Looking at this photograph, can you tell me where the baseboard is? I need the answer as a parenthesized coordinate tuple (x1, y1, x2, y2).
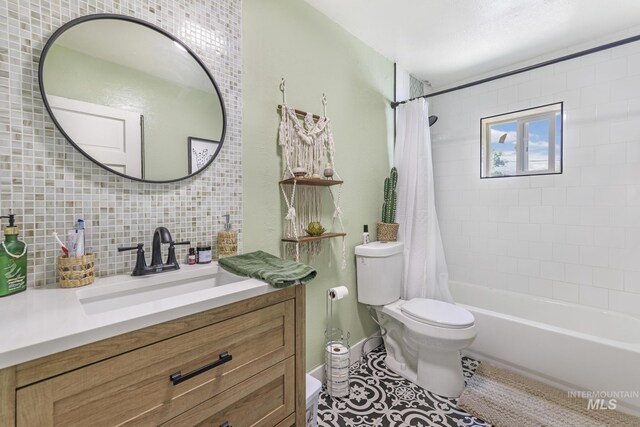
(307, 335, 383, 383)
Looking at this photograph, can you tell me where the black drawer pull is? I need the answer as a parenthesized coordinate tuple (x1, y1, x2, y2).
(170, 352, 232, 385)
(220, 422, 231, 427)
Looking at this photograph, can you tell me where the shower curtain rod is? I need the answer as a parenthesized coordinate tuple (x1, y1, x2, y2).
(391, 34, 640, 108)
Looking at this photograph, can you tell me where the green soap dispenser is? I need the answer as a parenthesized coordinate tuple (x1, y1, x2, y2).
(0, 212, 27, 296)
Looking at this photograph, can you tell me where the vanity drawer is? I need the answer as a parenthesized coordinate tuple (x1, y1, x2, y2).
(16, 300, 294, 427)
(163, 356, 295, 426)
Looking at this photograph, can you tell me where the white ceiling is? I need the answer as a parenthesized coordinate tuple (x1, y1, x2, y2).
(304, 0, 640, 90)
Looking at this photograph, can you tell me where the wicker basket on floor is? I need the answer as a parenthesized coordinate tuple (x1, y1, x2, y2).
(58, 254, 95, 288)
(377, 222, 399, 242)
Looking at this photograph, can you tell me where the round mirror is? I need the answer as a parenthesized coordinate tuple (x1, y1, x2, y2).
(39, 14, 226, 183)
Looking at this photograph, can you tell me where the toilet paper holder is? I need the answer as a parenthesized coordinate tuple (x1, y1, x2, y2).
(325, 286, 351, 398)
(324, 328, 350, 398)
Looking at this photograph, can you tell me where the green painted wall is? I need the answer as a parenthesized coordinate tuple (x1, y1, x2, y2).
(243, 0, 395, 371)
(43, 45, 223, 181)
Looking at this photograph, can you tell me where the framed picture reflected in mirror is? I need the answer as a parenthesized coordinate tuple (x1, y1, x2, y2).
(188, 137, 221, 174)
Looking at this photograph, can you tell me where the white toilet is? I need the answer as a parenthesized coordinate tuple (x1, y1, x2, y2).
(355, 241, 476, 397)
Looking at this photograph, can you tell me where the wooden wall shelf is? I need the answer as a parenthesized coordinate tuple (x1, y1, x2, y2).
(281, 232, 346, 243)
(279, 178, 343, 187)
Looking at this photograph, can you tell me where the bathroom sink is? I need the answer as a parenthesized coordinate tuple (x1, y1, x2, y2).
(77, 267, 249, 315)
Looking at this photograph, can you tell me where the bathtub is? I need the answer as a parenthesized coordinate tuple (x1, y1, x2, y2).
(449, 281, 640, 416)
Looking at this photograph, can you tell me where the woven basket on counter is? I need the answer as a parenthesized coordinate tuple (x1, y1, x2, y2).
(58, 254, 95, 288)
(377, 222, 399, 242)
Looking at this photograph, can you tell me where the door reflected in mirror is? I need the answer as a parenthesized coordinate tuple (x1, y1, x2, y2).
(39, 14, 226, 183)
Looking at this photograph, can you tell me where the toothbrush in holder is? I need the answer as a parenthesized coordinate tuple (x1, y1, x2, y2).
(52, 232, 69, 257)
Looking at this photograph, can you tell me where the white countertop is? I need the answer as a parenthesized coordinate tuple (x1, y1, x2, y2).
(0, 263, 278, 369)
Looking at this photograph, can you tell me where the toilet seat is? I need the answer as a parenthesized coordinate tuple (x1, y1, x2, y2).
(401, 298, 474, 329)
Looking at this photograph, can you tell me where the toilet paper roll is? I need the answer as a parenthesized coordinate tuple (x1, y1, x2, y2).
(326, 343, 350, 369)
(328, 360, 350, 370)
(328, 370, 349, 382)
(327, 381, 349, 390)
(328, 363, 349, 372)
(328, 286, 349, 300)
(327, 366, 350, 376)
(327, 382, 349, 397)
(328, 361, 348, 370)
(326, 343, 349, 356)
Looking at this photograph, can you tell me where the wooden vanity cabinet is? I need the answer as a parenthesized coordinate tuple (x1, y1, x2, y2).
(0, 285, 305, 427)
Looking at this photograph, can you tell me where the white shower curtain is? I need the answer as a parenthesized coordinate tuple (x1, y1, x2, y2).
(395, 99, 453, 303)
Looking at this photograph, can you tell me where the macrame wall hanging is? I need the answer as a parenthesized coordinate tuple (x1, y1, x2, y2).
(278, 79, 346, 268)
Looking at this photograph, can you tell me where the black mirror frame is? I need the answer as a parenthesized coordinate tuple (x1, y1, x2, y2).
(38, 13, 227, 184)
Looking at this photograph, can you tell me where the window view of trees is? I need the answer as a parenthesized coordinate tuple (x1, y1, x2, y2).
(481, 103, 562, 178)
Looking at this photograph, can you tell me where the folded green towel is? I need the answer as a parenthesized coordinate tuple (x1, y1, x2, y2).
(218, 250, 317, 288)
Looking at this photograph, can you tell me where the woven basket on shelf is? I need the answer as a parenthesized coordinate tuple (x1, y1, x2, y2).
(377, 222, 399, 242)
(58, 254, 95, 288)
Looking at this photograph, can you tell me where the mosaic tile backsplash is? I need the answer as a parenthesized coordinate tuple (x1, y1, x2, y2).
(0, 0, 242, 286)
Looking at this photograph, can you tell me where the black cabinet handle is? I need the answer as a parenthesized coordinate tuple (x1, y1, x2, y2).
(170, 352, 232, 385)
(220, 422, 231, 427)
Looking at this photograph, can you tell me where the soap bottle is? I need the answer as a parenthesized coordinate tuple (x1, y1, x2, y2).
(187, 247, 196, 265)
(217, 214, 238, 258)
(0, 212, 28, 296)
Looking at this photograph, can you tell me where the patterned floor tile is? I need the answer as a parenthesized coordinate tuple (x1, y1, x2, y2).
(317, 346, 490, 427)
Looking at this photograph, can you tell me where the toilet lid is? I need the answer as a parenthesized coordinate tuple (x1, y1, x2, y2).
(401, 298, 474, 328)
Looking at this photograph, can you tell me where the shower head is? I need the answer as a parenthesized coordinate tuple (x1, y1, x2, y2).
(429, 115, 438, 127)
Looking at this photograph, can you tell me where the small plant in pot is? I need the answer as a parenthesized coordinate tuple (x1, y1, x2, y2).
(378, 167, 399, 242)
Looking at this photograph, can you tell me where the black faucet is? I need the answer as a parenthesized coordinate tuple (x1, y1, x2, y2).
(118, 227, 190, 276)
(151, 227, 173, 268)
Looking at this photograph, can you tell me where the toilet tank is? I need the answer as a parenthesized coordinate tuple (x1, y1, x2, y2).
(355, 241, 404, 306)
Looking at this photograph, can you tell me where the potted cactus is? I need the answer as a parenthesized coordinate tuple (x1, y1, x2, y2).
(378, 167, 399, 242)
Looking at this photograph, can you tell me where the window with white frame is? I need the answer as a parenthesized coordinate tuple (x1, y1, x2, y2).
(481, 102, 563, 178)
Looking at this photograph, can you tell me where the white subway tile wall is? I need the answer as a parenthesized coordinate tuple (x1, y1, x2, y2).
(0, 0, 242, 286)
(432, 27, 640, 317)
